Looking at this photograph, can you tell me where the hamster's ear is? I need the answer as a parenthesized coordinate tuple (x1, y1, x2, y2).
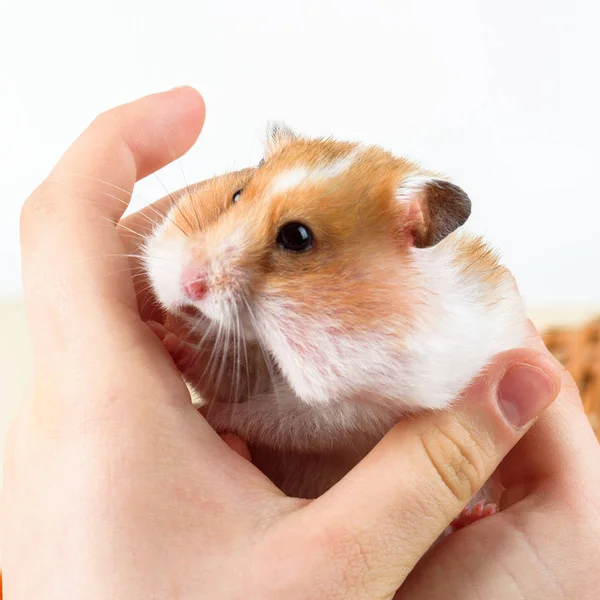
(396, 176, 471, 248)
(264, 121, 296, 158)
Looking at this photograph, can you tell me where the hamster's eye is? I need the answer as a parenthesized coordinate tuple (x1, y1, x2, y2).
(276, 222, 313, 252)
(232, 189, 242, 204)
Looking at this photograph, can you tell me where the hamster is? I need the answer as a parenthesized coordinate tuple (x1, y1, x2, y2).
(143, 124, 528, 499)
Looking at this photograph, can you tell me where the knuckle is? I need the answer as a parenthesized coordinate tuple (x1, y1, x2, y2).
(89, 108, 121, 139)
(561, 369, 580, 395)
(558, 368, 588, 410)
(20, 179, 68, 234)
(89, 110, 111, 132)
(90, 105, 114, 125)
(20, 187, 52, 230)
(315, 525, 373, 596)
(260, 525, 377, 600)
(419, 420, 489, 504)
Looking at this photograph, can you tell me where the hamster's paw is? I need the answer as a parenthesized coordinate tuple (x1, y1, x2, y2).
(147, 321, 197, 374)
(445, 500, 497, 534)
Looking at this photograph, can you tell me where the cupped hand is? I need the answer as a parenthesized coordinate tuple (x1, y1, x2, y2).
(395, 327, 600, 600)
(0, 88, 563, 600)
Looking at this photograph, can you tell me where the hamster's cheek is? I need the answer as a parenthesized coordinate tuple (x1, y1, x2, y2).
(143, 227, 188, 312)
(253, 299, 349, 404)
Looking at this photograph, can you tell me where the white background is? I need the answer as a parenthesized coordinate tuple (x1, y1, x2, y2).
(1, 0, 599, 306)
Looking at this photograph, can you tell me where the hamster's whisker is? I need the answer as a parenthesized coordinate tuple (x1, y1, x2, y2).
(86, 181, 188, 239)
(59, 172, 138, 200)
(67, 172, 187, 240)
(129, 274, 153, 286)
(242, 297, 282, 411)
(203, 320, 225, 403)
(192, 192, 203, 231)
(233, 306, 244, 404)
(69, 252, 144, 269)
(76, 252, 170, 265)
(187, 315, 213, 341)
(135, 283, 160, 303)
(214, 321, 230, 405)
(116, 222, 153, 241)
(215, 319, 232, 405)
(177, 319, 217, 389)
(95, 267, 148, 280)
(45, 189, 161, 233)
(118, 231, 153, 246)
(229, 309, 237, 404)
(133, 279, 158, 295)
(215, 323, 228, 404)
(139, 296, 161, 321)
(153, 172, 195, 236)
(230, 310, 239, 405)
(53, 185, 169, 235)
(168, 147, 203, 233)
(47, 175, 142, 215)
(235, 306, 247, 404)
(238, 305, 251, 403)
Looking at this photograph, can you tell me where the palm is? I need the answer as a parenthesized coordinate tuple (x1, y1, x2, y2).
(396, 475, 599, 598)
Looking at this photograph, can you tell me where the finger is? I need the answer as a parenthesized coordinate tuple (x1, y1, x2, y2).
(20, 87, 205, 358)
(300, 348, 561, 597)
(498, 364, 599, 495)
(498, 320, 596, 491)
(521, 318, 583, 414)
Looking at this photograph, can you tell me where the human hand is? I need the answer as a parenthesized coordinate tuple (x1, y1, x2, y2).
(395, 324, 600, 600)
(1, 87, 562, 600)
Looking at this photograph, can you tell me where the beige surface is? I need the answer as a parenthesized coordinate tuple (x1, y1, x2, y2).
(1, 299, 598, 486)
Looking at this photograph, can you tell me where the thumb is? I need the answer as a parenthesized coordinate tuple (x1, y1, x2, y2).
(300, 347, 561, 598)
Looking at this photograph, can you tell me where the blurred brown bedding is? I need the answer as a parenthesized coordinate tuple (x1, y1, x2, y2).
(544, 318, 600, 439)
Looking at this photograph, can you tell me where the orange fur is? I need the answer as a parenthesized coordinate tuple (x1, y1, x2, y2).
(168, 139, 426, 333)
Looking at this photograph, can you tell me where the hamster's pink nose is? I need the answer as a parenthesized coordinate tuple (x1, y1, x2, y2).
(182, 268, 208, 301)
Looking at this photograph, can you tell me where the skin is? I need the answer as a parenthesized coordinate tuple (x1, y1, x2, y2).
(0, 86, 597, 599)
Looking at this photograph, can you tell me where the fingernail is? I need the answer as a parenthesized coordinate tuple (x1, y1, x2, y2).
(497, 364, 558, 428)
